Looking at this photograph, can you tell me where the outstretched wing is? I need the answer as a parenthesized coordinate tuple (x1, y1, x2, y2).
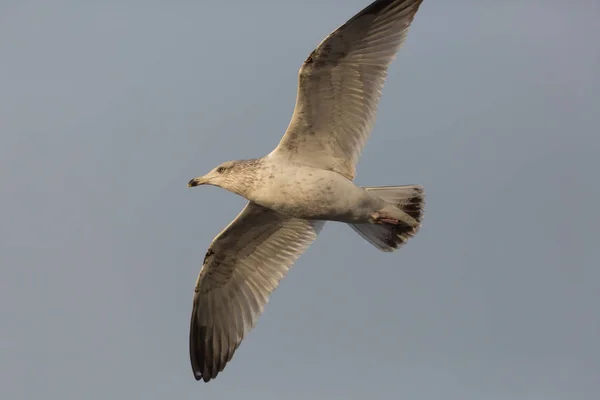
(189, 202, 324, 382)
(271, 0, 423, 179)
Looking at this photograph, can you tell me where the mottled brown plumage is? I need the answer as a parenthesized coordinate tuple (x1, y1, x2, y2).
(187, 0, 425, 382)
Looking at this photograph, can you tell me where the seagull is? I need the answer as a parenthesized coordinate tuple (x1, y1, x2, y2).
(187, 0, 425, 382)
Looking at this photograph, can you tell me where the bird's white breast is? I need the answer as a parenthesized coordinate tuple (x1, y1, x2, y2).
(247, 161, 373, 221)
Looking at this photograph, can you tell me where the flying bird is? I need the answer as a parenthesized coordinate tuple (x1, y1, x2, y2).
(187, 0, 425, 382)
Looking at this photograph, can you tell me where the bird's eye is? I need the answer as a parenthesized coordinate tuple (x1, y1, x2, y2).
(217, 167, 226, 173)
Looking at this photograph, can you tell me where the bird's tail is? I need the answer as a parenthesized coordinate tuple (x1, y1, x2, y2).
(349, 185, 425, 252)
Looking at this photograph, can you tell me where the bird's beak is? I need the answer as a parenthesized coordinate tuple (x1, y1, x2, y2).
(188, 176, 208, 187)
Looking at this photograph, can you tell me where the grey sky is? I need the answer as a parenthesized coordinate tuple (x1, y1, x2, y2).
(1, 0, 599, 399)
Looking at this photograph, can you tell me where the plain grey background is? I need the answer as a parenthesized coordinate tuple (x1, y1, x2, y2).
(1, 0, 599, 399)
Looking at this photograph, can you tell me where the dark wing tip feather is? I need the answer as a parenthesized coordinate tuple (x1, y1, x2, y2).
(190, 315, 207, 381)
(336, 0, 424, 34)
(303, 0, 424, 67)
(357, 0, 423, 18)
(190, 310, 222, 382)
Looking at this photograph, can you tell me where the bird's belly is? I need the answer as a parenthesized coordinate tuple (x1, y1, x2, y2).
(250, 168, 370, 222)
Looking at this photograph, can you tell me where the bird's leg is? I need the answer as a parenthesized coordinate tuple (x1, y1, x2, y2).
(370, 212, 400, 225)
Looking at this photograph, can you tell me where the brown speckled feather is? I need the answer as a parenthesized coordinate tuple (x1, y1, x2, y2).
(189, 0, 425, 383)
(272, 0, 424, 180)
(190, 202, 323, 382)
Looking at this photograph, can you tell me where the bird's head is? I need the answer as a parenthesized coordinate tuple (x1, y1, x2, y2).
(188, 159, 263, 198)
(188, 161, 238, 189)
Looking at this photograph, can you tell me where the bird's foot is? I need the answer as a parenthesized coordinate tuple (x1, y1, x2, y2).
(370, 212, 400, 225)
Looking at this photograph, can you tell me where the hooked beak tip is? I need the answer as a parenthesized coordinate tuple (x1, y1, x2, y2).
(188, 177, 208, 187)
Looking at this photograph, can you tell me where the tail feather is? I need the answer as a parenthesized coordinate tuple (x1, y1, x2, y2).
(349, 185, 425, 252)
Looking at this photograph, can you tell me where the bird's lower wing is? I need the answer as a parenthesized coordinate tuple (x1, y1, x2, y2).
(190, 202, 324, 382)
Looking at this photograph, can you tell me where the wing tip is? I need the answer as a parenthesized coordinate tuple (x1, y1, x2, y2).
(196, 372, 214, 383)
(192, 370, 217, 383)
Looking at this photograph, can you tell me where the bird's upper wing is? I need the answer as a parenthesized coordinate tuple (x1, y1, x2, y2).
(270, 0, 423, 180)
(189, 202, 324, 382)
